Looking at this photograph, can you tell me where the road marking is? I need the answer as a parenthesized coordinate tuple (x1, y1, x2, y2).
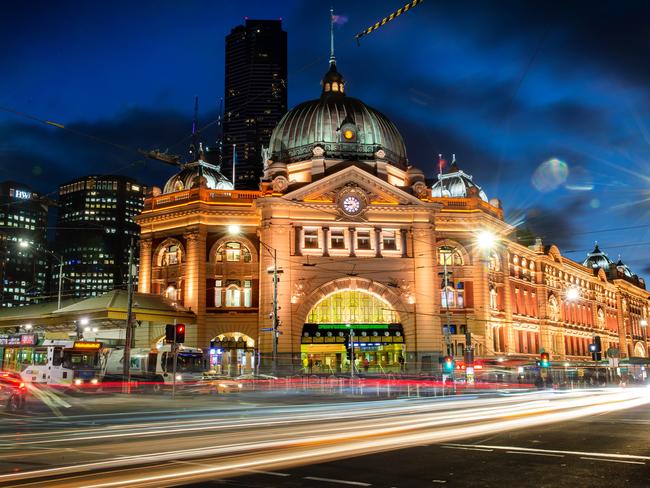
(506, 451, 564, 458)
(441, 446, 493, 452)
(447, 443, 650, 461)
(432, 480, 447, 484)
(304, 476, 371, 486)
(580, 457, 646, 465)
(246, 469, 291, 477)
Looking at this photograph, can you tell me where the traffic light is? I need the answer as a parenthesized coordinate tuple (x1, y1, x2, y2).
(165, 324, 175, 344)
(590, 336, 602, 361)
(165, 323, 186, 344)
(443, 355, 455, 373)
(175, 324, 186, 344)
(540, 352, 550, 368)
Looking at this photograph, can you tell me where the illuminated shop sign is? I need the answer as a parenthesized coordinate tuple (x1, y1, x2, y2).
(10, 188, 32, 200)
(0, 334, 36, 345)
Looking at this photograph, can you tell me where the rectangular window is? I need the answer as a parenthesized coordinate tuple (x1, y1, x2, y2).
(357, 230, 371, 250)
(382, 230, 397, 251)
(243, 280, 252, 307)
(214, 280, 222, 307)
(330, 229, 345, 249)
(304, 229, 319, 249)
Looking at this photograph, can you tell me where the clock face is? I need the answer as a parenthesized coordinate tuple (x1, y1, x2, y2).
(342, 195, 362, 215)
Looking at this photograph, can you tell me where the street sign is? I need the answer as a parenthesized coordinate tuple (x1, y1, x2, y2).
(607, 347, 620, 358)
(261, 327, 274, 332)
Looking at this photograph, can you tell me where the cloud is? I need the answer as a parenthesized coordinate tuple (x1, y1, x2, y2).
(0, 107, 210, 194)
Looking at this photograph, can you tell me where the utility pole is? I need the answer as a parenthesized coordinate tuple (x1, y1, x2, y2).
(123, 239, 135, 394)
(272, 248, 278, 375)
(57, 261, 63, 310)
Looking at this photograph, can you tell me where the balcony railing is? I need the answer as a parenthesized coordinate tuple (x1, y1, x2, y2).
(144, 188, 262, 211)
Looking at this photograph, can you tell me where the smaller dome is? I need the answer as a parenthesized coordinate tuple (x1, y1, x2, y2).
(163, 160, 233, 194)
(582, 243, 613, 270)
(431, 160, 488, 201)
(615, 256, 635, 278)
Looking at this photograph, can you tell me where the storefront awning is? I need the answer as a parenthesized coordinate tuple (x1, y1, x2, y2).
(301, 323, 404, 344)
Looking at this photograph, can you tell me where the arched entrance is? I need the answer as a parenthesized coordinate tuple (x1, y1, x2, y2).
(208, 333, 255, 376)
(301, 289, 405, 374)
(633, 341, 646, 358)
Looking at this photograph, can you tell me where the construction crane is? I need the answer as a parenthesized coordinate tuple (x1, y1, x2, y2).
(354, 0, 424, 44)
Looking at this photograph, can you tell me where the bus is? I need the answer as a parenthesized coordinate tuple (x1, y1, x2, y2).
(102, 345, 206, 390)
(19, 340, 103, 387)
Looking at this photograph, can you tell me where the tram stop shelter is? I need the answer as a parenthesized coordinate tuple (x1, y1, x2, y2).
(0, 290, 196, 350)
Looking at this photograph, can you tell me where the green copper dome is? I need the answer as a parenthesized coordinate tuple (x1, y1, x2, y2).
(268, 62, 408, 169)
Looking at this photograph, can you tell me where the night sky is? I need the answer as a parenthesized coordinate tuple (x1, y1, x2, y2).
(2, 1, 650, 274)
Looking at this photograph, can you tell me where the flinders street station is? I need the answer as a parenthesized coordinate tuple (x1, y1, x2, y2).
(130, 54, 650, 375)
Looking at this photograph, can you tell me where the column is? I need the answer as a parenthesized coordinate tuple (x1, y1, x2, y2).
(412, 224, 439, 371)
(322, 227, 330, 257)
(400, 229, 408, 258)
(374, 227, 382, 258)
(349, 227, 356, 257)
(294, 226, 302, 256)
(616, 293, 628, 358)
(138, 235, 153, 293)
(184, 226, 207, 348)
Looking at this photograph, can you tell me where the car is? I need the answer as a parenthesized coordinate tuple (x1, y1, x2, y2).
(0, 371, 27, 412)
(200, 374, 244, 394)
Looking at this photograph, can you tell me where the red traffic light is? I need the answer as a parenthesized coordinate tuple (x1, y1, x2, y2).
(177, 325, 184, 333)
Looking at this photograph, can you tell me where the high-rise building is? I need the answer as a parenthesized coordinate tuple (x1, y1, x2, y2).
(0, 182, 50, 307)
(55, 176, 146, 297)
(224, 19, 287, 189)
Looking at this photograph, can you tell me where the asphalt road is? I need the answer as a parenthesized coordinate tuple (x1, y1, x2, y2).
(225, 401, 650, 488)
(0, 388, 648, 487)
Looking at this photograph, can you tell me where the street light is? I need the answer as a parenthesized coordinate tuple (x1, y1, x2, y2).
(476, 230, 497, 251)
(17, 240, 65, 310)
(227, 223, 281, 375)
(566, 287, 580, 302)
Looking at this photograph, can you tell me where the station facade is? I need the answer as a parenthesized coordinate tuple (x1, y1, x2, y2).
(135, 58, 649, 374)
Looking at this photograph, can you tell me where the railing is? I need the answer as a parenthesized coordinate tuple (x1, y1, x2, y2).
(144, 188, 263, 211)
(429, 196, 503, 219)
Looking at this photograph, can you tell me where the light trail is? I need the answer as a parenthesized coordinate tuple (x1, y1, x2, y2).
(0, 388, 647, 488)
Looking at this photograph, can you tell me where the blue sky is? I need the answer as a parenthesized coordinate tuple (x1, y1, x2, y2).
(2, 0, 650, 273)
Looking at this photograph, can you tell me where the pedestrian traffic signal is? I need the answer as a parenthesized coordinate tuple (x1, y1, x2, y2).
(443, 356, 454, 372)
(540, 352, 550, 368)
(165, 324, 175, 344)
(175, 324, 186, 344)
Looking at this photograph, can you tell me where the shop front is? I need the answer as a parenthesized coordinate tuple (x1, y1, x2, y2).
(300, 290, 406, 374)
(208, 334, 255, 376)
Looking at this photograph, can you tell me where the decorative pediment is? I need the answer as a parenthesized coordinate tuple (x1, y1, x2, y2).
(284, 166, 425, 206)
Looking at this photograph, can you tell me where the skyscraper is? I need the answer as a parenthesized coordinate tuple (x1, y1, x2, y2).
(0, 182, 50, 307)
(55, 176, 146, 297)
(224, 19, 287, 189)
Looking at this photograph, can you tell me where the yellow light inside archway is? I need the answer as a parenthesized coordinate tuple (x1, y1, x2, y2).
(343, 129, 354, 140)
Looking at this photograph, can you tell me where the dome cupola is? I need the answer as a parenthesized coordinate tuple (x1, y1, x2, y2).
(430, 155, 488, 201)
(267, 10, 407, 169)
(582, 243, 613, 270)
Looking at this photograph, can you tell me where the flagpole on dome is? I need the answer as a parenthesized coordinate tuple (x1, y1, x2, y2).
(329, 7, 336, 66)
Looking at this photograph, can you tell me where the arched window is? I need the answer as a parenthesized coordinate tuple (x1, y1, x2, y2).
(488, 252, 500, 271)
(164, 285, 180, 302)
(332, 82, 339, 92)
(160, 244, 181, 266)
(438, 246, 463, 266)
(216, 242, 252, 263)
(324, 83, 331, 92)
(307, 290, 398, 324)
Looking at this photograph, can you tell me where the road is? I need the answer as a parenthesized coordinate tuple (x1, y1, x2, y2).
(0, 388, 648, 487)
(230, 398, 650, 488)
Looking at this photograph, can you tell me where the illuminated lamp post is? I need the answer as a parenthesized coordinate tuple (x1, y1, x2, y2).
(228, 225, 282, 375)
(473, 230, 498, 383)
(19, 240, 64, 310)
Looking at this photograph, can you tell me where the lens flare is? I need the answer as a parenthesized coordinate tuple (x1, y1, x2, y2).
(532, 158, 569, 192)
